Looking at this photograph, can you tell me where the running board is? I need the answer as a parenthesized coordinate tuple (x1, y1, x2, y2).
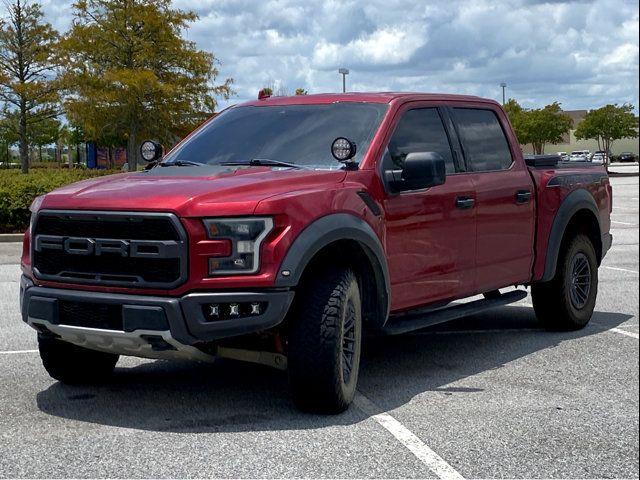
(383, 290, 528, 335)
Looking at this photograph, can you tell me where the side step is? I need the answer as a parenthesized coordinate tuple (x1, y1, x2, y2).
(383, 289, 528, 335)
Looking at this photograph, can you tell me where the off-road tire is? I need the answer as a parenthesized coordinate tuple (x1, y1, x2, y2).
(531, 233, 598, 330)
(287, 268, 362, 414)
(38, 334, 119, 384)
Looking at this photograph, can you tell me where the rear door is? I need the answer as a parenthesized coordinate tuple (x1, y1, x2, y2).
(381, 104, 477, 312)
(448, 106, 535, 291)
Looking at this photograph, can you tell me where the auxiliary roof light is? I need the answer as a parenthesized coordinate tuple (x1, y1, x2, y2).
(331, 137, 357, 163)
(140, 140, 163, 162)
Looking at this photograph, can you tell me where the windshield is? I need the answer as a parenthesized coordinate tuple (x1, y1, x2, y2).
(164, 103, 388, 169)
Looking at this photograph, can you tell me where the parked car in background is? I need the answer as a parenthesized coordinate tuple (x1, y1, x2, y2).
(569, 150, 589, 161)
(557, 152, 569, 161)
(619, 152, 636, 163)
(591, 151, 607, 164)
(0, 161, 20, 169)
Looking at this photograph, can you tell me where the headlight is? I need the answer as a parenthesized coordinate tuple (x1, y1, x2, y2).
(203, 217, 274, 275)
(29, 195, 45, 214)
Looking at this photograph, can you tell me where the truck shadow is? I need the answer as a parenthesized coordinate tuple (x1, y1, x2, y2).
(36, 306, 633, 432)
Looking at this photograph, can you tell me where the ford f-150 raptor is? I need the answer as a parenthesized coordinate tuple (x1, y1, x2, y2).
(20, 92, 613, 413)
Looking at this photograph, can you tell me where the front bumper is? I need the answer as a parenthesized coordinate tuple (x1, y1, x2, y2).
(20, 275, 294, 360)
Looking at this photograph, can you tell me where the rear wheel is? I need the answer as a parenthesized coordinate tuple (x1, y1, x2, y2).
(287, 268, 362, 414)
(531, 234, 598, 330)
(38, 334, 119, 384)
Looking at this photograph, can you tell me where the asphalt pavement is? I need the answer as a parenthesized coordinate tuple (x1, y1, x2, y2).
(0, 177, 638, 479)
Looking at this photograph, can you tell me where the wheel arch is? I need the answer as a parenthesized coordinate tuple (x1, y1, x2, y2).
(276, 213, 390, 330)
(541, 189, 602, 282)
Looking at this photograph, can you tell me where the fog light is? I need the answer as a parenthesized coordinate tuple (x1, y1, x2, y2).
(202, 301, 268, 322)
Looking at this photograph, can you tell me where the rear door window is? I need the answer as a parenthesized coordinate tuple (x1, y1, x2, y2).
(453, 108, 513, 172)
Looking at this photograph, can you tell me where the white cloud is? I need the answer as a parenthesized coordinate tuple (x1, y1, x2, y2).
(32, 0, 640, 112)
(312, 26, 426, 68)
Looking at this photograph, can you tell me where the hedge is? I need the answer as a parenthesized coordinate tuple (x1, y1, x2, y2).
(0, 169, 118, 233)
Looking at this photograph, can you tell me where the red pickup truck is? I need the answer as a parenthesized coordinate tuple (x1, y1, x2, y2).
(20, 92, 612, 413)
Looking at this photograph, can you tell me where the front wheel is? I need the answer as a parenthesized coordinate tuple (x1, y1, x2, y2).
(531, 233, 598, 330)
(38, 334, 119, 384)
(287, 268, 362, 414)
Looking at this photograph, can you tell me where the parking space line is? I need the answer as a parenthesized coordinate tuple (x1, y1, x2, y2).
(606, 328, 639, 340)
(354, 392, 465, 480)
(603, 266, 639, 274)
(0, 349, 38, 355)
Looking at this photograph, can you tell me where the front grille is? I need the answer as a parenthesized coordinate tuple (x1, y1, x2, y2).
(32, 211, 187, 288)
(59, 300, 123, 330)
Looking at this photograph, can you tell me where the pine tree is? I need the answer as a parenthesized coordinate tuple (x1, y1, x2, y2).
(0, 0, 60, 173)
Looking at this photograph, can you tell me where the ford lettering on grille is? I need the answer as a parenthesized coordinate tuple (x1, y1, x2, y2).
(34, 235, 178, 258)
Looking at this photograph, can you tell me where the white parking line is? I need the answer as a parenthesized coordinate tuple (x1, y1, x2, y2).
(607, 328, 639, 340)
(0, 349, 38, 355)
(354, 392, 465, 480)
(603, 266, 639, 274)
(611, 220, 637, 226)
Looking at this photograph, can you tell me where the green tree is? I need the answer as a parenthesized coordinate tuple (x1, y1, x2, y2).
(503, 99, 531, 146)
(295, 88, 308, 96)
(575, 104, 638, 164)
(0, 114, 18, 165)
(0, 0, 60, 173)
(61, 0, 233, 171)
(29, 116, 60, 161)
(504, 100, 573, 154)
(525, 102, 573, 154)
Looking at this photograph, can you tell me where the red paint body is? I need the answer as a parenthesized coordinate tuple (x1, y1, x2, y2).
(21, 93, 612, 314)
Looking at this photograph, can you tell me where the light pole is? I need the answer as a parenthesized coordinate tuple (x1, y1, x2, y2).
(500, 82, 507, 105)
(339, 68, 349, 93)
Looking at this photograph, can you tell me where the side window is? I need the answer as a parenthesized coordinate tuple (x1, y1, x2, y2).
(453, 108, 513, 172)
(383, 108, 456, 175)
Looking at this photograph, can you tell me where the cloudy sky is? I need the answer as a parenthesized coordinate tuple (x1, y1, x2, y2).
(39, 0, 639, 112)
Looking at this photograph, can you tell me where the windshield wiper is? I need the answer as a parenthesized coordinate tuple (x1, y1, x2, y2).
(220, 158, 308, 169)
(159, 160, 206, 167)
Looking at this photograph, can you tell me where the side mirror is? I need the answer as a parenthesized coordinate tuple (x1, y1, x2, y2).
(385, 152, 446, 193)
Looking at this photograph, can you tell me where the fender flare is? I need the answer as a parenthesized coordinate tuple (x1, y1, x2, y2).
(275, 213, 390, 326)
(541, 188, 601, 282)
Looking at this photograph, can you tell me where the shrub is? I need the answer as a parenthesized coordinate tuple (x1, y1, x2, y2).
(0, 169, 118, 233)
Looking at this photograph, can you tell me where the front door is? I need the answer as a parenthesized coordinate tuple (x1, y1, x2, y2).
(381, 106, 477, 312)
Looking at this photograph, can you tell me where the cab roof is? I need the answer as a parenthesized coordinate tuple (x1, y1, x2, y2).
(240, 92, 495, 107)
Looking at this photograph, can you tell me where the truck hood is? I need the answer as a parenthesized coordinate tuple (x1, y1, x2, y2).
(41, 165, 347, 217)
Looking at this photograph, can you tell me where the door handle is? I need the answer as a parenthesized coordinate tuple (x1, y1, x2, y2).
(516, 190, 532, 204)
(455, 196, 475, 209)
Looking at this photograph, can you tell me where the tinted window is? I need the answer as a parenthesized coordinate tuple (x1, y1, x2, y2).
(453, 108, 513, 171)
(164, 103, 388, 169)
(383, 108, 456, 175)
